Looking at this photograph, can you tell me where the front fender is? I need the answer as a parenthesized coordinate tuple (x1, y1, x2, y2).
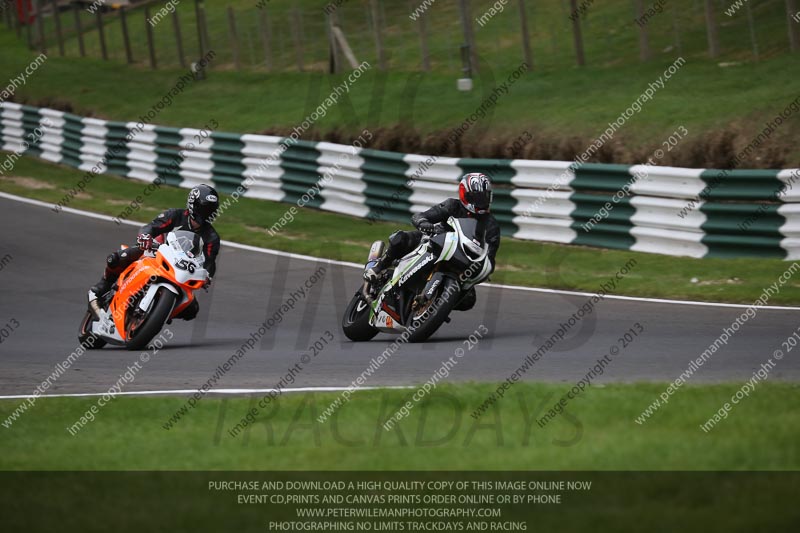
(421, 272, 459, 302)
(138, 282, 180, 313)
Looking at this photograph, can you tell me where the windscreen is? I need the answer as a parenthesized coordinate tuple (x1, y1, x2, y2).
(171, 230, 205, 258)
(454, 218, 484, 246)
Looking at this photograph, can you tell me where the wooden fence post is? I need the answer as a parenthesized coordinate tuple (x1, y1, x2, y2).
(25, 2, 33, 49)
(518, 0, 533, 67)
(194, 0, 210, 60)
(34, 0, 46, 52)
(73, 4, 85, 57)
(96, 9, 108, 60)
(227, 6, 241, 71)
(568, 0, 585, 66)
(145, 6, 157, 69)
(11, 1, 22, 39)
(258, 7, 272, 71)
(8, 1, 19, 38)
(787, 0, 799, 52)
(369, 0, 386, 69)
(172, 10, 186, 68)
(745, 2, 759, 61)
(327, 12, 338, 74)
(121, 8, 134, 64)
(194, 0, 205, 59)
(244, 24, 256, 66)
(290, 5, 305, 72)
(457, 0, 478, 73)
(671, 2, 683, 56)
(703, 0, 719, 58)
(2, 0, 10, 29)
(51, 0, 64, 56)
(635, 0, 651, 61)
(408, 0, 430, 71)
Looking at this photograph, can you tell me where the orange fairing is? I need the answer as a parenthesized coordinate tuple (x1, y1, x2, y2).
(109, 254, 199, 341)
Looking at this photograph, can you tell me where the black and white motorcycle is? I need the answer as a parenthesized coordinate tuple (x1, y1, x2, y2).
(342, 217, 492, 343)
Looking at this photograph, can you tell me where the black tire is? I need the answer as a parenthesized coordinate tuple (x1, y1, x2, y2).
(342, 291, 379, 342)
(407, 277, 460, 343)
(78, 310, 107, 350)
(125, 288, 176, 351)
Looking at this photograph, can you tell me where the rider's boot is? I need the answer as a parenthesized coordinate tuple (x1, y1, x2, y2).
(88, 269, 114, 303)
(364, 253, 392, 282)
(364, 232, 409, 282)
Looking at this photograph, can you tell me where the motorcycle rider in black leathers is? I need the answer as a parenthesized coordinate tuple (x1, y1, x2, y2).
(88, 184, 221, 321)
(365, 173, 500, 310)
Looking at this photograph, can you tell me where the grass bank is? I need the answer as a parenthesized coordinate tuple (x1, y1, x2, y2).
(2, 27, 799, 166)
(1, 382, 798, 470)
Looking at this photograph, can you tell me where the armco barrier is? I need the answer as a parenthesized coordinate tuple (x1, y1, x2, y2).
(1, 102, 799, 259)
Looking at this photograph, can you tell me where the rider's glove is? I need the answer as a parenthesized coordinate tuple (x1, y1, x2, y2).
(204, 276, 212, 289)
(137, 233, 153, 250)
(417, 220, 435, 234)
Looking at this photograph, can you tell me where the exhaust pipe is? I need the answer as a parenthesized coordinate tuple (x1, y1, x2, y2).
(360, 281, 373, 304)
(89, 299, 103, 319)
(361, 240, 385, 304)
(367, 241, 385, 263)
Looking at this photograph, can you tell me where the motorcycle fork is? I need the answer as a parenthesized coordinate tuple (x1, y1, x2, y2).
(411, 266, 439, 310)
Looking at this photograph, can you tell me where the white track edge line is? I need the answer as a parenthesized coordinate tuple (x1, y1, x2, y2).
(2, 191, 798, 311)
(0, 386, 413, 400)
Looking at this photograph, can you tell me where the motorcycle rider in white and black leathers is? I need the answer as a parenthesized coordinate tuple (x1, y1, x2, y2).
(364, 173, 500, 310)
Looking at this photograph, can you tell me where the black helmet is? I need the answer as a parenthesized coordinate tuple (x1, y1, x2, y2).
(187, 184, 219, 224)
(458, 173, 493, 214)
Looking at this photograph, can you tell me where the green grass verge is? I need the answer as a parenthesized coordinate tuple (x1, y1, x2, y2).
(1, 382, 798, 470)
(2, 25, 800, 160)
(2, 155, 800, 304)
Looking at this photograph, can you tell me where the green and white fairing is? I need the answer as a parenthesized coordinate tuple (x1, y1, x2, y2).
(368, 217, 492, 332)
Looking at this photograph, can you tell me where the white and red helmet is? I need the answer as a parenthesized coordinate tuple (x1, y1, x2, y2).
(458, 173, 493, 214)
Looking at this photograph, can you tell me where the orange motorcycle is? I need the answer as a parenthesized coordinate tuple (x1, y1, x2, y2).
(79, 230, 209, 350)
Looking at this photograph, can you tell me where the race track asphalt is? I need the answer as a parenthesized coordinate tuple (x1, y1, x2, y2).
(1, 194, 798, 396)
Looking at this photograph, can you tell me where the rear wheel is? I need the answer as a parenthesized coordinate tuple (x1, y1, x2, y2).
(78, 310, 107, 350)
(342, 291, 379, 342)
(407, 277, 460, 343)
(125, 287, 176, 351)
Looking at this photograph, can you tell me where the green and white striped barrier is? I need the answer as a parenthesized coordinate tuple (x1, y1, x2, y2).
(2, 102, 798, 259)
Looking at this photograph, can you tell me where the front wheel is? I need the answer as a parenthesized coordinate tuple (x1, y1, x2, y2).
(407, 277, 460, 343)
(342, 291, 379, 342)
(125, 287, 176, 351)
